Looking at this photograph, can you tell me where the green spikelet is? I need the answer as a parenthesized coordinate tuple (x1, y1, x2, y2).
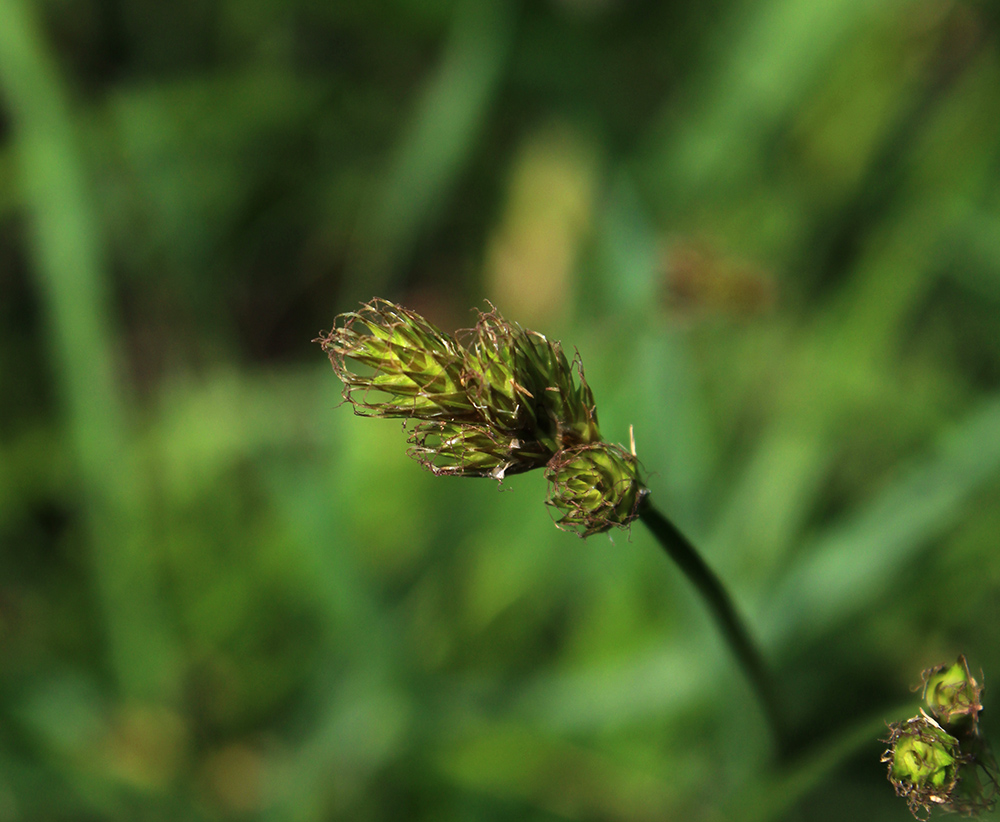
(923, 656, 983, 734)
(883, 713, 962, 818)
(407, 422, 546, 480)
(316, 299, 475, 421)
(463, 307, 600, 450)
(545, 443, 647, 537)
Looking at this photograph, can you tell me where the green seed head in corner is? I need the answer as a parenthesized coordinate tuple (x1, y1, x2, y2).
(923, 655, 983, 733)
(883, 713, 962, 818)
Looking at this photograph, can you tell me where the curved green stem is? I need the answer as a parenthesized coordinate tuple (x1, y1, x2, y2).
(639, 500, 787, 758)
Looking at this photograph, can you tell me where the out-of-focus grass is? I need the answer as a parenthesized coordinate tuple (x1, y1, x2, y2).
(2, 0, 1000, 820)
(0, 0, 177, 705)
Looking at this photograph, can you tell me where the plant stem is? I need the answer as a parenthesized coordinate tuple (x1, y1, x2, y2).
(639, 500, 787, 757)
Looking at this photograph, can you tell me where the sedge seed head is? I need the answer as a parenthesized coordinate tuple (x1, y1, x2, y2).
(317, 299, 646, 527)
(407, 421, 550, 480)
(315, 299, 475, 421)
(883, 714, 963, 819)
(884, 657, 999, 819)
(544, 443, 647, 537)
(923, 655, 984, 734)
(461, 307, 601, 452)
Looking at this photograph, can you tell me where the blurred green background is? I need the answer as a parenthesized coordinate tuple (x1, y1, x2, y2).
(3, 0, 1000, 819)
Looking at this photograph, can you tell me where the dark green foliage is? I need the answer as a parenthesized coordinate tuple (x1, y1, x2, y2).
(3, 0, 1000, 820)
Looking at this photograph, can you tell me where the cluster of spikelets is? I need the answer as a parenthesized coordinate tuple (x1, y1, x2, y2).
(882, 656, 998, 819)
(315, 299, 646, 536)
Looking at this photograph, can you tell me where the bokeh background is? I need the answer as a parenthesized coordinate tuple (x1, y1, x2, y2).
(3, 0, 1000, 819)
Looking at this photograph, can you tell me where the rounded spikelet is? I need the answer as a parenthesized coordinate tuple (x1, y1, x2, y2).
(545, 443, 647, 537)
(883, 714, 963, 819)
(922, 655, 983, 734)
